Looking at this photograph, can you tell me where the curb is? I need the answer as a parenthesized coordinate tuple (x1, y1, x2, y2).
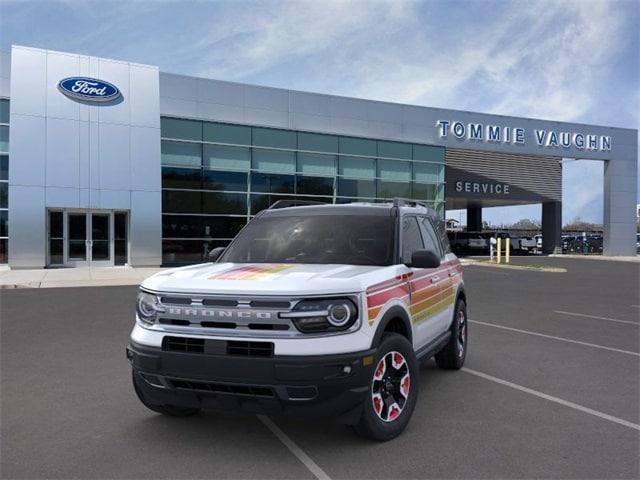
(460, 259, 566, 273)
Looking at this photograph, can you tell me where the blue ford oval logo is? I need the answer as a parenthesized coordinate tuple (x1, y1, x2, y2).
(58, 77, 121, 102)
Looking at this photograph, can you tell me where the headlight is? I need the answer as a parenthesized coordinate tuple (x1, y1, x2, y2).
(281, 298, 358, 333)
(136, 291, 163, 325)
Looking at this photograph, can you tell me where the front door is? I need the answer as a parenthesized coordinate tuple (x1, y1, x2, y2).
(89, 213, 112, 266)
(48, 210, 129, 267)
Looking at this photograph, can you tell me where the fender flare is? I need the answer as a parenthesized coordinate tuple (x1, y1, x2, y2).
(371, 305, 413, 348)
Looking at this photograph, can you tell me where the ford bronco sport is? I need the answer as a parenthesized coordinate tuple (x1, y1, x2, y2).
(128, 199, 467, 441)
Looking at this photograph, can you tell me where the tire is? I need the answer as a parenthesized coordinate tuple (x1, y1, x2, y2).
(353, 333, 419, 441)
(132, 371, 200, 417)
(435, 299, 467, 370)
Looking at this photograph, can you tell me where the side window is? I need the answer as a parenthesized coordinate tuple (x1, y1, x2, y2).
(401, 217, 424, 264)
(435, 218, 452, 254)
(419, 216, 443, 258)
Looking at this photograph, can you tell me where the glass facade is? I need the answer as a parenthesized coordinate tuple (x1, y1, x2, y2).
(160, 117, 445, 265)
(0, 99, 8, 263)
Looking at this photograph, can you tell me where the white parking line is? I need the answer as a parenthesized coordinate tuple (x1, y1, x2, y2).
(469, 319, 640, 357)
(462, 368, 640, 431)
(257, 415, 331, 480)
(554, 310, 639, 326)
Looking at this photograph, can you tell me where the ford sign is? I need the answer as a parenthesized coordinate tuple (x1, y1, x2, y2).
(57, 77, 121, 102)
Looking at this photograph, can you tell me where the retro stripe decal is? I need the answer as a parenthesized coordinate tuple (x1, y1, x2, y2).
(366, 260, 462, 325)
(209, 264, 294, 281)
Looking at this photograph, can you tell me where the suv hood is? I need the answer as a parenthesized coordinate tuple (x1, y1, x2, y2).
(142, 262, 387, 296)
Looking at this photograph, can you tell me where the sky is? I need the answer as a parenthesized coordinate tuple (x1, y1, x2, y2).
(1, 0, 638, 226)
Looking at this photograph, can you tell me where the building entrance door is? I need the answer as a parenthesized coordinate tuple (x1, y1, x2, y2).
(47, 210, 129, 267)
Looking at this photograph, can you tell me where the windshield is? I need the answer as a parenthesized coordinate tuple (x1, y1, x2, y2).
(220, 214, 395, 266)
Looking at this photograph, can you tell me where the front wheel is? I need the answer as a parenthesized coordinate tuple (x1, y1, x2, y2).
(353, 333, 419, 441)
(435, 299, 468, 370)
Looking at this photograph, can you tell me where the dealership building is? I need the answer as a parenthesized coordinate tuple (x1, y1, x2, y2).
(0, 45, 637, 268)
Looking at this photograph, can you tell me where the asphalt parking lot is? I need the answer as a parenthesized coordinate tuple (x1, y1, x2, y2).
(1, 257, 639, 479)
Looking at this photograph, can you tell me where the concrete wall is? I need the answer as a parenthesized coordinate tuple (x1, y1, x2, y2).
(8, 46, 161, 267)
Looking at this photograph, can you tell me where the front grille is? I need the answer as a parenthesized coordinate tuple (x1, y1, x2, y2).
(227, 340, 274, 357)
(162, 336, 204, 353)
(162, 336, 274, 357)
(168, 379, 274, 397)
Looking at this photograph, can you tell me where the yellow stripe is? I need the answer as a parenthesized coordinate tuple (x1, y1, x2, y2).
(411, 293, 455, 324)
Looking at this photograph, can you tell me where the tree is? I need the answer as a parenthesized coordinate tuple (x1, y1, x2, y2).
(509, 218, 540, 230)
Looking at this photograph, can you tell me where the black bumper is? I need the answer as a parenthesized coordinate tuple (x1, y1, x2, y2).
(127, 341, 376, 423)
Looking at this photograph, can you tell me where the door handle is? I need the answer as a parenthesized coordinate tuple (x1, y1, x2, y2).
(431, 275, 440, 284)
(449, 271, 457, 277)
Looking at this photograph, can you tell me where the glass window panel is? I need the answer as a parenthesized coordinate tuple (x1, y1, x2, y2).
(162, 239, 231, 265)
(68, 214, 87, 260)
(161, 140, 201, 167)
(161, 117, 202, 141)
(202, 192, 247, 214)
(0, 210, 7, 237)
(49, 239, 62, 265)
(401, 217, 424, 264)
(0, 183, 6, 208)
(297, 132, 338, 153)
(250, 194, 331, 215)
(418, 216, 442, 257)
(338, 156, 376, 179)
(252, 149, 295, 174)
(203, 144, 250, 171)
(296, 175, 333, 196)
(252, 127, 296, 149)
(411, 182, 438, 201)
(114, 212, 128, 266)
(162, 190, 202, 213)
(436, 183, 444, 201)
(413, 144, 445, 163)
(378, 160, 411, 181)
(203, 122, 251, 145)
(163, 215, 203, 238)
(49, 211, 63, 238)
(297, 153, 336, 176)
(0, 126, 8, 153)
(202, 170, 248, 191)
(203, 216, 246, 239)
(0, 155, 7, 181)
(162, 167, 202, 189)
(0, 99, 9, 124)
(339, 137, 376, 157)
(251, 173, 295, 194)
(337, 178, 376, 198)
(377, 180, 411, 198)
(378, 141, 411, 160)
(413, 163, 443, 183)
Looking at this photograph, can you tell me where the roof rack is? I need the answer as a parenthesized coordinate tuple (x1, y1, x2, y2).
(392, 198, 431, 209)
(268, 199, 327, 210)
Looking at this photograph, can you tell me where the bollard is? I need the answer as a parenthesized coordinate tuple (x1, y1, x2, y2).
(505, 237, 510, 263)
(496, 237, 502, 264)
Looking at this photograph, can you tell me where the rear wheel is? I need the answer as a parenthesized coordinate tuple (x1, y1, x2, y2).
(435, 299, 467, 370)
(132, 371, 200, 417)
(353, 333, 419, 441)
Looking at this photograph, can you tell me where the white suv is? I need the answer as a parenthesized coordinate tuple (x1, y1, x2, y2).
(127, 199, 468, 441)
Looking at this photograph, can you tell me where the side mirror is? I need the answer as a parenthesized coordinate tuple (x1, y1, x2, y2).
(407, 249, 440, 269)
(208, 247, 226, 262)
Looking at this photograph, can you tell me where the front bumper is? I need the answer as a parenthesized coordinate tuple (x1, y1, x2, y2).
(127, 341, 376, 423)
